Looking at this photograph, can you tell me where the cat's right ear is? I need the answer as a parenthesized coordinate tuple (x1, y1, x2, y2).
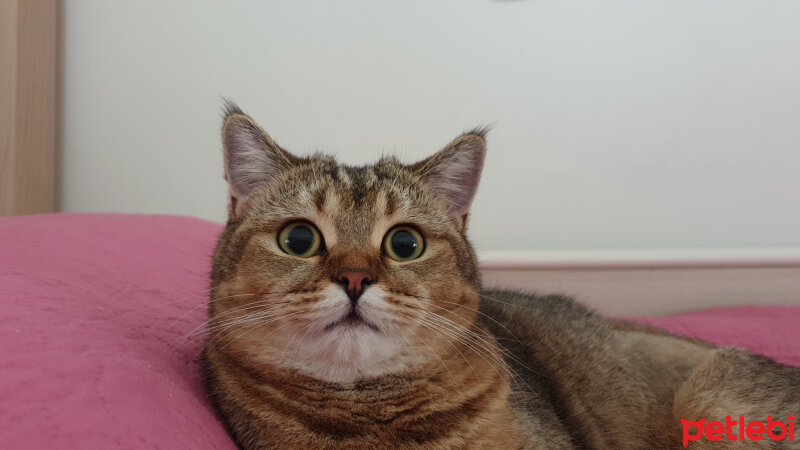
(411, 128, 488, 232)
(221, 103, 296, 218)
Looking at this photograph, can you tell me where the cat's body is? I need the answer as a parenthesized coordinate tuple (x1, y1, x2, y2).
(480, 290, 800, 449)
(202, 104, 800, 449)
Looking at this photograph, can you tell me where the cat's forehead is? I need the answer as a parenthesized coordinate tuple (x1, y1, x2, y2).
(296, 156, 415, 209)
(249, 155, 449, 240)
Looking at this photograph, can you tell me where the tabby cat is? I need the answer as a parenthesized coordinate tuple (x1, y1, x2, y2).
(202, 103, 800, 449)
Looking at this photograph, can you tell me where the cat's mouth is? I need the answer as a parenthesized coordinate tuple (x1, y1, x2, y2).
(324, 309, 379, 333)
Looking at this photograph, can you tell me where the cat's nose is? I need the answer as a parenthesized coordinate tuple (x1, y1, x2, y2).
(335, 271, 374, 303)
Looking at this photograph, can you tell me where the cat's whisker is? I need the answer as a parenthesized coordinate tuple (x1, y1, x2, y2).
(207, 289, 309, 305)
(399, 292, 533, 347)
(415, 314, 535, 405)
(397, 321, 455, 380)
(206, 289, 330, 322)
(410, 316, 481, 381)
(173, 292, 298, 347)
(431, 298, 527, 346)
(207, 312, 305, 354)
(208, 305, 295, 332)
(173, 293, 265, 324)
(413, 316, 505, 384)
(425, 313, 520, 367)
(405, 309, 508, 378)
(395, 290, 557, 386)
(206, 298, 292, 323)
(182, 290, 311, 342)
(175, 300, 289, 345)
(402, 290, 560, 382)
(166, 284, 283, 307)
(422, 311, 552, 386)
(187, 302, 295, 343)
(418, 310, 545, 393)
(472, 290, 544, 313)
(178, 314, 274, 350)
(244, 314, 308, 355)
(416, 314, 499, 365)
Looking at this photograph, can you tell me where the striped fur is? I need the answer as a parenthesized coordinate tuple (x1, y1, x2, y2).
(203, 105, 800, 449)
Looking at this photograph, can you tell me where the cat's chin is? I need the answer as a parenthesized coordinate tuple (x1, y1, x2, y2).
(290, 324, 409, 383)
(323, 313, 379, 333)
(312, 323, 391, 362)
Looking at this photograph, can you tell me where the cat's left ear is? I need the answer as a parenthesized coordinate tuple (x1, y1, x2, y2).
(412, 128, 487, 231)
(221, 102, 298, 218)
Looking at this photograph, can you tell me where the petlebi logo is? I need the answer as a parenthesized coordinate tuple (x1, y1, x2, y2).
(681, 415, 796, 447)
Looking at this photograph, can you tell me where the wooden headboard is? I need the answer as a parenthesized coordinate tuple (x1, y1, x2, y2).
(1, 0, 57, 216)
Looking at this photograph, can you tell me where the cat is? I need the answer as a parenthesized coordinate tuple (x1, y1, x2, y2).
(202, 103, 800, 449)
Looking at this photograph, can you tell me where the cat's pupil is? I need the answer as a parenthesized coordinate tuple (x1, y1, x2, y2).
(391, 230, 418, 259)
(285, 226, 314, 255)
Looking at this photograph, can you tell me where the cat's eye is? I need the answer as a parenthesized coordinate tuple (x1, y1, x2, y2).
(278, 222, 323, 258)
(383, 226, 424, 262)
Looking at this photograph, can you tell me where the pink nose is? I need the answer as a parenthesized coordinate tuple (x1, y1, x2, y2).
(336, 271, 373, 302)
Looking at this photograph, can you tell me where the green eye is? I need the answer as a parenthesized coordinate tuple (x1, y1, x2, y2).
(383, 226, 424, 261)
(278, 222, 322, 258)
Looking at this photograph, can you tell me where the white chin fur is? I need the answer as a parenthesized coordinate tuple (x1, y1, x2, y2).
(292, 285, 415, 383)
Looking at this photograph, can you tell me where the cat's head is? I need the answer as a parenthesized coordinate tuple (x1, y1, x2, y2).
(209, 103, 487, 383)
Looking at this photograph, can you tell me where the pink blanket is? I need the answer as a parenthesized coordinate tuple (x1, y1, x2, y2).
(1, 213, 798, 448)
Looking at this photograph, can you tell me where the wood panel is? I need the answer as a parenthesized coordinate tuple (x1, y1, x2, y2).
(482, 266, 800, 316)
(0, 0, 57, 216)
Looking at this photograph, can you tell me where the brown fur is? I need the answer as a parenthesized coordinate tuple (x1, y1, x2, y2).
(203, 105, 800, 449)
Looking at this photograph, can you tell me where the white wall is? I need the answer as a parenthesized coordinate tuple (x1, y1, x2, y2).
(61, 1, 800, 256)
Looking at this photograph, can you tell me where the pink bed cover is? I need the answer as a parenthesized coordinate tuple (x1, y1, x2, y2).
(1, 213, 797, 448)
